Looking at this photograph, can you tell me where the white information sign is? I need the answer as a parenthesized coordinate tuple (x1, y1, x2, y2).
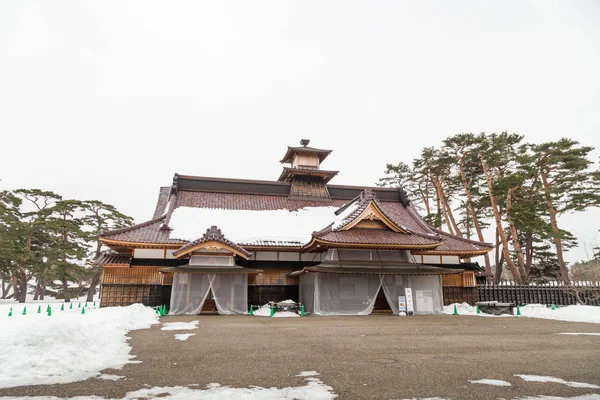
(405, 288, 414, 315)
(398, 296, 406, 315)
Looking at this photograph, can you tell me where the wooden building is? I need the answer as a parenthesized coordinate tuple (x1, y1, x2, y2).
(97, 140, 492, 314)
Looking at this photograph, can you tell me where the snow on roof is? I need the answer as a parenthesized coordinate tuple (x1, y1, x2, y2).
(332, 201, 359, 230)
(169, 206, 340, 245)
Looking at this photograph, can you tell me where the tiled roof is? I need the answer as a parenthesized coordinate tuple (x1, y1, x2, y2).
(173, 226, 251, 258)
(101, 215, 187, 244)
(421, 229, 494, 253)
(177, 190, 347, 211)
(313, 228, 442, 247)
(280, 146, 332, 163)
(95, 254, 132, 266)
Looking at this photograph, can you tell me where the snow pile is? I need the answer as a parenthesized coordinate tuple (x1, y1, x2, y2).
(161, 321, 199, 330)
(174, 333, 196, 341)
(169, 206, 339, 244)
(332, 202, 359, 230)
(443, 303, 600, 324)
(0, 303, 158, 389)
(252, 304, 300, 318)
(558, 332, 600, 336)
(519, 304, 600, 324)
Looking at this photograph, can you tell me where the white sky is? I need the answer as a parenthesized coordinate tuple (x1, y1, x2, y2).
(1, 1, 599, 263)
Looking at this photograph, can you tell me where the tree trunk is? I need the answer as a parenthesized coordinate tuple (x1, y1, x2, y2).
(539, 169, 570, 282)
(18, 267, 28, 302)
(482, 159, 523, 284)
(525, 232, 534, 276)
(433, 179, 453, 234)
(459, 157, 491, 275)
(62, 277, 71, 302)
(441, 187, 462, 237)
(86, 270, 102, 302)
(494, 245, 506, 284)
(506, 188, 528, 283)
(33, 281, 41, 300)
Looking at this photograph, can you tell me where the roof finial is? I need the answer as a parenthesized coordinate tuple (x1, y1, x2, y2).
(300, 139, 310, 147)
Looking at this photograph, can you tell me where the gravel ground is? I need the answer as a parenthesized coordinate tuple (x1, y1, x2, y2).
(1, 314, 600, 399)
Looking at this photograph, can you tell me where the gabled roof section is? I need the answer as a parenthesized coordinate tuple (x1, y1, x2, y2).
(172, 226, 251, 259)
(277, 167, 339, 183)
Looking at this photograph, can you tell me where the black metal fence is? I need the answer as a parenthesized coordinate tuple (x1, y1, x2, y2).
(476, 282, 600, 306)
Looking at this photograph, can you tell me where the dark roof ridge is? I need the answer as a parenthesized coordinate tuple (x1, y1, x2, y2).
(178, 174, 291, 186)
(152, 187, 171, 219)
(101, 215, 167, 237)
(431, 227, 494, 248)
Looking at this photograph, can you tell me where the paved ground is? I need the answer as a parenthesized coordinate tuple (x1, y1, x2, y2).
(1, 315, 600, 399)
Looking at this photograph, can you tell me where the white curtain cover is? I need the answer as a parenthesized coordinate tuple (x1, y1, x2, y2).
(381, 274, 443, 314)
(301, 272, 443, 315)
(169, 273, 249, 315)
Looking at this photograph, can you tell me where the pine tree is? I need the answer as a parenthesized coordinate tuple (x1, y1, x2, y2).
(531, 139, 600, 282)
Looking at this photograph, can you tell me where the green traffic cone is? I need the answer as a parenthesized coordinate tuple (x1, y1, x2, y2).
(61, 304, 64, 311)
(249, 305, 254, 316)
(46, 304, 50, 311)
(300, 304, 305, 317)
(8, 307, 12, 317)
(155, 306, 160, 315)
(47, 306, 52, 316)
(70, 303, 73, 309)
(270, 306, 275, 317)
(37, 305, 41, 313)
(22, 306, 26, 315)
(81, 307, 85, 315)
(453, 304, 459, 315)
(516, 306, 521, 316)
(93, 301, 96, 307)
(85, 302, 88, 308)
(476, 304, 480, 314)
(78, 302, 81, 308)
(551, 304, 555, 310)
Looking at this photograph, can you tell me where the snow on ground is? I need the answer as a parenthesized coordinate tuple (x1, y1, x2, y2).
(297, 371, 320, 377)
(252, 304, 300, 318)
(444, 303, 600, 324)
(169, 206, 339, 244)
(0, 303, 158, 389)
(174, 333, 196, 341)
(514, 396, 600, 400)
(0, 374, 336, 399)
(515, 375, 600, 389)
(468, 379, 512, 386)
(161, 321, 199, 330)
(558, 332, 600, 336)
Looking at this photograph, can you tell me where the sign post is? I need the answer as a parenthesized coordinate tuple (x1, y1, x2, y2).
(405, 288, 414, 316)
(398, 296, 406, 316)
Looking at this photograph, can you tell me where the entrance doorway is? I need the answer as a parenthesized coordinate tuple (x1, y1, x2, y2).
(372, 287, 393, 314)
(199, 290, 218, 315)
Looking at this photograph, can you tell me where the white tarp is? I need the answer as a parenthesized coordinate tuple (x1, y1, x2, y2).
(300, 272, 443, 315)
(170, 273, 248, 315)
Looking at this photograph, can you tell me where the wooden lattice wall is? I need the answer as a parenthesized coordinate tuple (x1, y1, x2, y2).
(103, 267, 164, 285)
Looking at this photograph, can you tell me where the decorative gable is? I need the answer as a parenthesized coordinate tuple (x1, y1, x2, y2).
(172, 226, 251, 259)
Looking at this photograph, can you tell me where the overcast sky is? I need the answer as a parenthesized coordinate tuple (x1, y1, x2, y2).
(1, 1, 599, 263)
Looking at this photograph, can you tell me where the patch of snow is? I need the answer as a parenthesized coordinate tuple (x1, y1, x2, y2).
(516, 375, 600, 389)
(0, 303, 158, 389)
(97, 374, 124, 381)
(169, 206, 340, 245)
(174, 333, 196, 341)
(469, 379, 511, 386)
(514, 396, 600, 400)
(557, 332, 600, 336)
(443, 303, 600, 324)
(161, 321, 199, 330)
(297, 371, 320, 377)
(279, 299, 296, 304)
